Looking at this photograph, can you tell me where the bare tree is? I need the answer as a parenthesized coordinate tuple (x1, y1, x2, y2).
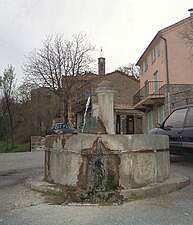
(16, 82, 31, 103)
(0, 65, 16, 148)
(118, 63, 140, 80)
(23, 33, 95, 122)
(179, 20, 193, 58)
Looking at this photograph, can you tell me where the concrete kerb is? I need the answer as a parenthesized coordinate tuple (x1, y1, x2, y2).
(25, 175, 58, 193)
(121, 173, 191, 199)
(25, 173, 191, 204)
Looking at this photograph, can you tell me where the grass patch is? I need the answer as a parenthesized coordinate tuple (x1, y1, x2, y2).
(41, 183, 124, 205)
(45, 189, 67, 197)
(0, 141, 30, 153)
(127, 193, 143, 201)
(43, 188, 68, 205)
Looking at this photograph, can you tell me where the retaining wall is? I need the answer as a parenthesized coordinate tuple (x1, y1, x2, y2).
(31, 136, 45, 151)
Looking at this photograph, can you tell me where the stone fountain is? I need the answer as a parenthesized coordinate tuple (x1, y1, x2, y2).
(44, 81, 170, 199)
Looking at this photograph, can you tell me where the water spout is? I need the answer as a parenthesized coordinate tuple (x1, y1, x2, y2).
(82, 96, 91, 132)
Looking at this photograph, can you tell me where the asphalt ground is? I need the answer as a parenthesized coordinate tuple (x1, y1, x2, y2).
(0, 151, 193, 225)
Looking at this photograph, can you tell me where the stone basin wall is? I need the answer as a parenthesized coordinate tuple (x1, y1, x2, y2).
(45, 133, 169, 191)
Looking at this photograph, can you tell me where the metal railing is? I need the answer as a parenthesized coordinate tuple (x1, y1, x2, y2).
(133, 81, 164, 105)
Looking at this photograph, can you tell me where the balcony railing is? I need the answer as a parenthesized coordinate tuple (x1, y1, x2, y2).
(133, 81, 164, 105)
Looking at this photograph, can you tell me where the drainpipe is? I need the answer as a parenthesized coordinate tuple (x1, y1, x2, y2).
(159, 34, 171, 114)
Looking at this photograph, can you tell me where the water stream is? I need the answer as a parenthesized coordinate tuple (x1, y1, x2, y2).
(82, 96, 91, 132)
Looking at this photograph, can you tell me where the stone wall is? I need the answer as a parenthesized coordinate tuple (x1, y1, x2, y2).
(170, 84, 193, 110)
(31, 136, 45, 151)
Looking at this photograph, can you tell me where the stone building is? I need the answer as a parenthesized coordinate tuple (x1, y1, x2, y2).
(133, 9, 193, 132)
(71, 54, 144, 134)
(30, 53, 144, 134)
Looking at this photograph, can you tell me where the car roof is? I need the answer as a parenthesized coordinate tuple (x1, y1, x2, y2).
(173, 104, 193, 111)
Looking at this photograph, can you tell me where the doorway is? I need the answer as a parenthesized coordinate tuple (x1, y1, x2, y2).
(126, 115, 134, 134)
(116, 115, 121, 134)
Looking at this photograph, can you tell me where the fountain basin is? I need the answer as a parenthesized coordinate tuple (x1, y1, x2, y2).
(45, 133, 169, 191)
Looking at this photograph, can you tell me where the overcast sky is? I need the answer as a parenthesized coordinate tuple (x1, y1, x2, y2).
(0, 0, 192, 84)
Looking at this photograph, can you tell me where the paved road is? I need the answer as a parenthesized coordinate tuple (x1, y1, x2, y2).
(0, 151, 45, 215)
(0, 152, 193, 225)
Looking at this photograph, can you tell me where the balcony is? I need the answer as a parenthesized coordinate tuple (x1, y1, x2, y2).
(133, 81, 165, 111)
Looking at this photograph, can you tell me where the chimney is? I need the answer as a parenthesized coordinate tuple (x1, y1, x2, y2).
(188, 8, 193, 16)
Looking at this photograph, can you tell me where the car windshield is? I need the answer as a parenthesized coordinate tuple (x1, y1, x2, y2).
(164, 108, 188, 128)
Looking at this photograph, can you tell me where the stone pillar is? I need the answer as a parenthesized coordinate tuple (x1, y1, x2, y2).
(96, 81, 116, 134)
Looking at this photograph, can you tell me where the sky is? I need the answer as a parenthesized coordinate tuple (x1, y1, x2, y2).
(0, 0, 192, 84)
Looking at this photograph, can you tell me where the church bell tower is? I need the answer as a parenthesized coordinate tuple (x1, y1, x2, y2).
(98, 48, 105, 76)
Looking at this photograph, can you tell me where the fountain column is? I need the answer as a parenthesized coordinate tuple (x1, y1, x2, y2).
(96, 81, 116, 134)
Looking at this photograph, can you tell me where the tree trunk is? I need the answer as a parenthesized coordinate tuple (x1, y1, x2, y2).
(5, 96, 14, 148)
(63, 100, 69, 124)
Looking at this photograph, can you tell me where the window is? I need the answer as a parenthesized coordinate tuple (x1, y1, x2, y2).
(148, 111, 153, 130)
(157, 43, 160, 57)
(157, 105, 164, 124)
(153, 71, 158, 94)
(164, 108, 188, 128)
(184, 107, 193, 127)
(145, 80, 149, 96)
(151, 48, 156, 63)
(143, 59, 148, 73)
